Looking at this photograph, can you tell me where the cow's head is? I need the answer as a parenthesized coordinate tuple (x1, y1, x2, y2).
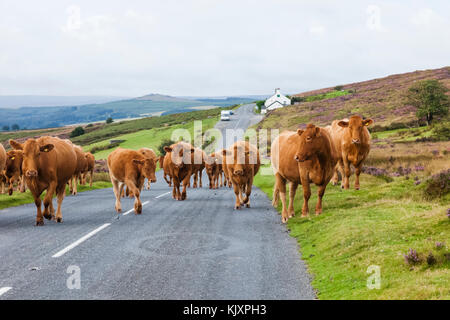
(294, 124, 323, 162)
(5, 150, 23, 175)
(133, 158, 157, 183)
(204, 155, 217, 175)
(164, 143, 194, 168)
(338, 115, 373, 144)
(9, 139, 54, 178)
(223, 145, 253, 176)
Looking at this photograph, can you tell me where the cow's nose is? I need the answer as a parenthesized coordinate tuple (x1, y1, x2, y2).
(151, 178, 157, 183)
(352, 139, 360, 144)
(26, 170, 38, 177)
(234, 170, 243, 176)
(294, 155, 300, 162)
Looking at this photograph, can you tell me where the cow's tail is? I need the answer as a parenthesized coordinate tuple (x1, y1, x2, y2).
(272, 185, 280, 207)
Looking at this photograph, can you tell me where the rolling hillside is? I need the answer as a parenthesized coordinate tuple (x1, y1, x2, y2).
(256, 67, 450, 131)
(0, 94, 252, 130)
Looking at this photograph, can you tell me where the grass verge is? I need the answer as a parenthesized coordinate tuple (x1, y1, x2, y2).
(254, 166, 450, 299)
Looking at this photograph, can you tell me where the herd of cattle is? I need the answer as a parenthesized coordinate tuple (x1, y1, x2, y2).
(0, 115, 373, 226)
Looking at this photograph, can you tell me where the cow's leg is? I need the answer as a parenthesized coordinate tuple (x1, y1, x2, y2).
(199, 169, 203, 188)
(355, 163, 362, 190)
(125, 179, 142, 214)
(300, 175, 311, 217)
(342, 158, 351, 190)
(20, 175, 26, 192)
(331, 165, 339, 186)
(181, 174, 190, 200)
(43, 181, 57, 220)
(55, 185, 66, 223)
(34, 195, 44, 226)
(315, 184, 327, 215)
(275, 173, 288, 223)
(288, 181, 298, 218)
(111, 178, 122, 213)
(146, 179, 151, 190)
(244, 177, 253, 208)
(193, 170, 198, 188)
(8, 178, 14, 196)
(71, 175, 78, 195)
(172, 177, 180, 200)
(233, 181, 242, 210)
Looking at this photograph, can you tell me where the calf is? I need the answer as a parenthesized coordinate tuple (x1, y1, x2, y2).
(218, 148, 232, 188)
(138, 147, 158, 189)
(191, 148, 206, 188)
(222, 141, 260, 209)
(328, 115, 373, 190)
(107, 148, 157, 214)
(163, 142, 195, 201)
(10, 137, 77, 225)
(70, 144, 88, 195)
(205, 153, 220, 189)
(5, 150, 26, 195)
(271, 124, 338, 222)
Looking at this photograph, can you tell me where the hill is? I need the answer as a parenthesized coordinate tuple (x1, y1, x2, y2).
(0, 95, 129, 109)
(256, 67, 450, 131)
(0, 94, 253, 130)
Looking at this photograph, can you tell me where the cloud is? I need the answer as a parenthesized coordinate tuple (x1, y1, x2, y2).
(411, 8, 435, 26)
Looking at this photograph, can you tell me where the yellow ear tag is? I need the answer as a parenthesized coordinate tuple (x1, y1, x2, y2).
(44, 149, 48, 152)
(11, 157, 15, 160)
(365, 123, 369, 126)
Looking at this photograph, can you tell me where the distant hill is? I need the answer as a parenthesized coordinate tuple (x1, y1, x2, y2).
(0, 95, 129, 109)
(256, 67, 450, 131)
(0, 93, 253, 129)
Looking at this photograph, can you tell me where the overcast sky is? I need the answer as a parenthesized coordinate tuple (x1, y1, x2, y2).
(0, 0, 449, 97)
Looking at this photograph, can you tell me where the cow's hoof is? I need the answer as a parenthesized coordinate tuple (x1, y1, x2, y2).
(135, 204, 142, 214)
(35, 220, 44, 226)
(43, 213, 52, 220)
(281, 217, 287, 224)
(355, 186, 360, 190)
(234, 205, 241, 210)
(56, 217, 63, 223)
(246, 203, 250, 208)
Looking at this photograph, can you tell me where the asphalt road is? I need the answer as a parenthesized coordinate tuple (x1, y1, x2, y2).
(0, 104, 314, 300)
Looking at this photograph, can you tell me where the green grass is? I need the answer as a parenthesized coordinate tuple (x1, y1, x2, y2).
(304, 90, 351, 102)
(84, 116, 218, 159)
(372, 126, 433, 142)
(254, 167, 450, 299)
(0, 181, 112, 211)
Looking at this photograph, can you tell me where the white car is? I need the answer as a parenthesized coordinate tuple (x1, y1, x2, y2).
(221, 110, 231, 121)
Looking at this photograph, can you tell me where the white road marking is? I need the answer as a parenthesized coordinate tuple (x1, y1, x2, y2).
(0, 287, 12, 297)
(155, 191, 170, 199)
(52, 223, 111, 258)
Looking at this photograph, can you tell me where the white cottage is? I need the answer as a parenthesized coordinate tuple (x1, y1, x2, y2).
(262, 88, 291, 114)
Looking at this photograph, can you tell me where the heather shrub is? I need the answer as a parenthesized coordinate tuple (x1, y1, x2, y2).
(423, 169, 450, 200)
(431, 122, 450, 141)
(90, 141, 121, 154)
(404, 248, 421, 265)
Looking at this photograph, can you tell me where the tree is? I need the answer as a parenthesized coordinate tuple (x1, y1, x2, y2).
(157, 138, 175, 156)
(407, 80, 449, 125)
(70, 126, 85, 138)
(106, 117, 114, 124)
(255, 100, 265, 111)
(11, 124, 20, 131)
(2, 125, 9, 131)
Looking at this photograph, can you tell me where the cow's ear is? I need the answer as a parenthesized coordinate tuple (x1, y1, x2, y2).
(363, 119, 374, 126)
(297, 129, 304, 136)
(9, 139, 23, 150)
(40, 144, 54, 152)
(338, 121, 349, 128)
(163, 146, 172, 153)
(315, 127, 321, 136)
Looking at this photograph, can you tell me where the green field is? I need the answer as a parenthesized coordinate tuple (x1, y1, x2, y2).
(254, 167, 450, 300)
(84, 116, 219, 159)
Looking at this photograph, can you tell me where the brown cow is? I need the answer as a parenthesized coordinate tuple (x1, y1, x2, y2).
(328, 116, 373, 190)
(219, 148, 232, 188)
(163, 142, 195, 201)
(0, 143, 6, 194)
(191, 148, 206, 188)
(138, 147, 159, 190)
(5, 150, 26, 195)
(10, 137, 77, 225)
(205, 153, 219, 189)
(68, 143, 88, 195)
(161, 154, 172, 186)
(222, 141, 260, 209)
(83, 152, 95, 187)
(271, 124, 338, 223)
(107, 148, 157, 214)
